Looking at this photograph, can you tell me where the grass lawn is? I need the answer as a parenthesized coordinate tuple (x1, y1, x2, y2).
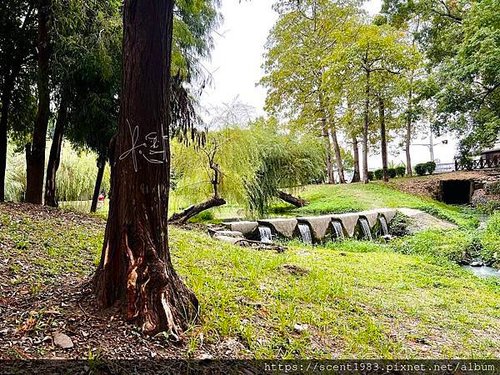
(0, 201, 498, 359)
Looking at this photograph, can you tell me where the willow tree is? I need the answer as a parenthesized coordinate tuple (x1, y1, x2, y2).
(93, 0, 197, 336)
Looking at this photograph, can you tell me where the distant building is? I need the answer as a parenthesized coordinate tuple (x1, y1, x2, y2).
(480, 142, 500, 162)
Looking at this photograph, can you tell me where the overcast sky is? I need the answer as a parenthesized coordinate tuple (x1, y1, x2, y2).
(200, 0, 458, 166)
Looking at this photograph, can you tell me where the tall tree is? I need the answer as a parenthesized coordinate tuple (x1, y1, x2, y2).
(25, 0, 52, 204)
(93, 0, 198, 336)
(261, 0, 358, 184)
(0, 1, 36, 201)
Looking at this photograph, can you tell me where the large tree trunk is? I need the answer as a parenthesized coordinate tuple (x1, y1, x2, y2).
(330, 126, 346, 184)
(321, 118, 335, 184)
(93, 0, 198, 337)
(169, 196, 226, 224)
(277, 190, 307, 207)
(351, 135, 360, 183)
(362, 69, 371, 184)
(378, 96, 389, 182)
(26, 0, 52, 204)
(44, 87, 69, 207)
(90, 155, 106, 213)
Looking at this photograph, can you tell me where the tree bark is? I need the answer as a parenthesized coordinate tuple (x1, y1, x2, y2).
(26, 0, 52, 204)
(90, 155, 106, 213)
(321, 118, 335, 184)
(330, 126, 346, 184)
(351, 135, 361, 183)
(0, 65, 20, 202)
(277, 190, 308, 207)
(93, 0, 198, 337)
(405, 82, 414, 177)
(378, 96, 389, 182)
(362, 69, 371, 184)
(0, 4, 35, 202)
(169, 196, 226, 224)
(44, 87, 70, 207)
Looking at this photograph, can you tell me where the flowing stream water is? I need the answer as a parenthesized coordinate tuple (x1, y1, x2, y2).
(258, 226, 273, 243)
(462, 265, 500, 278)
(331, 221, 344, 240)
(298, 223, 313, 245)
(358, 217, 372, 240)
(379, 216, 389, 236)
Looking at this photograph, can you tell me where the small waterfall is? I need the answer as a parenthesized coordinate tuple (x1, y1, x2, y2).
(358, 217, 372, 240)
(379, 216, 389, 236)
(331, 221, 344, 240)
(259, 226, 273, 243)
(298, 223, 313, 245)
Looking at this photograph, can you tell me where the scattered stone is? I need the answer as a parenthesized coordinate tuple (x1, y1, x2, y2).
(198, 353, 213, 360)
(53, 332, 74, 349)
(470, 260, 484, 267)
(294, 323, 308, 333)
(281, 264, 309, 276)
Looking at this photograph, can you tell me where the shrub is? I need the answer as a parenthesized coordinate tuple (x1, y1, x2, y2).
(374, 169, 384, 180)
(387, 168, 397, 179)
(485, 181, 500, 195)
(367, 171, 374, 181)
(393, 229, 474, 263)
(415, 163, 427, 176)
(425, 161, 436, 175)
(395, 166, 406, 177)
(481, 212, 500, 267)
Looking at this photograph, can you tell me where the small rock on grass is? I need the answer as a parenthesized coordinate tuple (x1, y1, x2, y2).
(294, 323, 308, 333)
(53, 332, 74, 349)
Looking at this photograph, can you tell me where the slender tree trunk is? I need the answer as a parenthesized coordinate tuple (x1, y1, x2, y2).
(44, 87, 70, 207)
(93, 0, 198, 337)
(351, 135, 360, 183)
(330, 126, 346, 184)
(169, 196, 226, 224)
(90, 155, 106, 213)
(405, 83, 414, 177)
(26, 0, 52, 204)
(378, 96, 389, 182)
(277, 190, 308, 207)
(362, 69, 371, 183)
(321, 118, 335, 184)
(0, 4, 34, 202)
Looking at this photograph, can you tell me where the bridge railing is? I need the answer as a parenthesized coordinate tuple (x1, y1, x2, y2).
(455, 155, 500, 171)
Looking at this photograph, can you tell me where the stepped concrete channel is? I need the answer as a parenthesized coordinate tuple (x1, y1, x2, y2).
(221, 208, 401, 244)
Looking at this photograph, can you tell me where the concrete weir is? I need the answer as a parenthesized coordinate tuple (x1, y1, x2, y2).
(222, 208, 399, 244)
(257, 218, 298, 238)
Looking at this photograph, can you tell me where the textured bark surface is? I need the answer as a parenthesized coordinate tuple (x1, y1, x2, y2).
(378, 97, 389, 182)
(277, 190, 307, 208)
(169, 197, 226, 224)
(26, 0, 52, 204)
(44, 88, 70, 207)
(330, 127, 345, 184)
(321, 119, 335, 184)
(362, 69, 370, 184)
(90, 156, 106, 213)
(351, 135, 361, 183)
(93, 0, 198, 337)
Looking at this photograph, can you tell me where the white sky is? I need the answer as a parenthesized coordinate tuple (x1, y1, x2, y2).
(200, 0, 458, 167)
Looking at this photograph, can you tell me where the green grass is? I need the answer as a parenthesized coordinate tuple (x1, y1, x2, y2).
(173, 228, 499, 358)
(1, 203, 498, 358)
(273, 183, 479, 229)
